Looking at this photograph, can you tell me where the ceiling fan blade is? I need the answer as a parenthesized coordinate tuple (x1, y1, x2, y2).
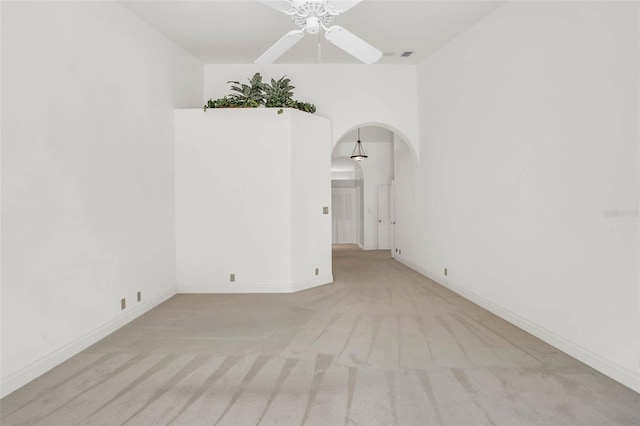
(256, 30, 305, 64)
(256, 0, 295, 13)
(324, 25, 382, 64)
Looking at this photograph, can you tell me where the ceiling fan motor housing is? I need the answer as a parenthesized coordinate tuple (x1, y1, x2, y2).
(306, 16, 321, 34)
(290, 1, 337, 31)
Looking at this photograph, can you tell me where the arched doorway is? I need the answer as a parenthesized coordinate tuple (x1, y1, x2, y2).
(331, 125, 417, 256)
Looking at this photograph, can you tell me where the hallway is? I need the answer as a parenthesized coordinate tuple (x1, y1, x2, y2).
(1, 246, 638, 425)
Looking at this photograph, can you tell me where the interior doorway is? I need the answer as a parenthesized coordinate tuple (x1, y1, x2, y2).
(331, 126, 395, 252)
(330, 124, 417, 266)
(331, 187, 358, 244)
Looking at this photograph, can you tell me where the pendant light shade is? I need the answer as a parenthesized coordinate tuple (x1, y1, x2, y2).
(350, 128, 368, 162)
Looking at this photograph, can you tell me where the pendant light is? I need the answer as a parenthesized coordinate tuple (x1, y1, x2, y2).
(350, 128, 368, 162)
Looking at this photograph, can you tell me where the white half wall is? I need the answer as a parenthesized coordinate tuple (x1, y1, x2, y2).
(1, 1, 203, 397)
(203, 64, 419, 156)
(175, 108, 332, 293)
(400, 1, 639, 391)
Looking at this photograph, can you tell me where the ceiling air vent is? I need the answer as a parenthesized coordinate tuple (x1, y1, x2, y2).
(401, 51, 413, 57)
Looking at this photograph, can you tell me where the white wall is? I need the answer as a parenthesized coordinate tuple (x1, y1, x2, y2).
(397, 1, 639, 391)
(291, 111, 333, 285)
(203, 64, 419, 155)
(175, 109, 332, 293)
(333, 127, 394, 250)
(331, 158, 357, 181)
(1, 1, 203, 397)
(393, 133, 420, 260)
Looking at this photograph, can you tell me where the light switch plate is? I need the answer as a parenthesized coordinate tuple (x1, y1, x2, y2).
(323, 207, 329, 214)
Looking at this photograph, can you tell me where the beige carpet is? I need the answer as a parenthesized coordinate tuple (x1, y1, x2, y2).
(2, 246, 638, 425)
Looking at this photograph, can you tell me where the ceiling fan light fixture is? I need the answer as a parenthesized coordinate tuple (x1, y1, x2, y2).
(306, 16, 321, 34)
(350, 128, 368, 162)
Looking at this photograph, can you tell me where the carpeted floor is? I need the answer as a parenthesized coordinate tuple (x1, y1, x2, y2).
(1, 245, 638, 425)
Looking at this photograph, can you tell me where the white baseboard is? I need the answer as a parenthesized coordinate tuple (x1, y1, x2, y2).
(291, 274, 333, 292)
(177, 284, 289, 293)
(178, 274, 333, 294)
(0, 289, 176, 399)
(395, 256, 640, 394)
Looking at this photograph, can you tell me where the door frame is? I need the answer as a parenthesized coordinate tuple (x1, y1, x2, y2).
(377, 184, 391, 250)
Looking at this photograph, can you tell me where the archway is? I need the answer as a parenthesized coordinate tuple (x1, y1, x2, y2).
(331, 124, 417, 256)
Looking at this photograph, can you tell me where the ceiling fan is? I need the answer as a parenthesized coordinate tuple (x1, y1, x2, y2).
(256, 0, 382, 64)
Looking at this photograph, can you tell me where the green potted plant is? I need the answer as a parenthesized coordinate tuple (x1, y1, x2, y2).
(263, 76, 295, 108)
(227, 72, 265, 108)
(203, 73, 316, 114)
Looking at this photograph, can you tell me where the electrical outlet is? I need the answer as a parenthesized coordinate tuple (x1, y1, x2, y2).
(137, 291, 141, 302)
(230, 273, 236, 282)
(121, 298, 126, 310)
(399, 249, 402, 255)
(315, 268, 319, 276)
(444, 268, 448, 276)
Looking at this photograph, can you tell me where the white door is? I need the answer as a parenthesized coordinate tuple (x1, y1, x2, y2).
(377, 184, 391, 250)
(332, 189, 357, 244)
